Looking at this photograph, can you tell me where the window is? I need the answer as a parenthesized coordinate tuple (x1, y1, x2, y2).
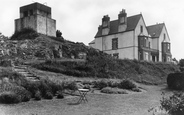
(23, 11, 28, 17)
(120, 17, 125, 23)
(144, 52, 149, 61)
(149, 42, 151, 48)
(29, 10, 33, 16)
(168, 43, 170, 52)
(164, 34, 166, 40)
(140, 25, 143, 33)
(112, 38, 118, 50)
(113, 53, 119, 59)
(103, 21, 108, 27)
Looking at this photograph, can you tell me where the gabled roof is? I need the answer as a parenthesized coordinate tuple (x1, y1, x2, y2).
(147, 23, 164, 38)
(95, 14, 142, 38)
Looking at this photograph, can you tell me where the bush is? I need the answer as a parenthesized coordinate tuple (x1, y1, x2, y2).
(93, 80, 108, 90)
(101, 87, 128, 94)
(0, 59, 12, 67)
(107, 80, 119, 88)
(118, 79, 136, 90)
(167, 72, 184, 90)
(132, 88, 141, 92)
(34, 90, 41, 100)
(0, 80, 31, 103)
(13, 86, 31, 102)
(62, 81, 78, 91)
(44, 91, 53, 99)
(56, 90, 64, 99)
(11, 28, 38, 40)
(0, 91, 21, 104)
(160, 92, 184, 115)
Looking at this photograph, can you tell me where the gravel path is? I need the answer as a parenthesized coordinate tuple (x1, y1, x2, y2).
(0, 84, 168, 115)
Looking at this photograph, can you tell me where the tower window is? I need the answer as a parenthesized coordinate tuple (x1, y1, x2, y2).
(23, 11, 28, 17)
(112, 38, 118, 50)
(29, 10, 33, 15)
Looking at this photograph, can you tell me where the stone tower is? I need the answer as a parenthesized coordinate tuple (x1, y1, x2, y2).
(15, 2, 56, 37)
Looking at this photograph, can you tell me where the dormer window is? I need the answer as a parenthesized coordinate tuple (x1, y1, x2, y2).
(120, 17, 125, 23)
(102, 21, 108, 27)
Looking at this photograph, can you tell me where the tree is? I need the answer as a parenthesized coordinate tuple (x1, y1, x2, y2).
(179, 59, 184, 67)
(0, 32, 8, 40)
(56, 30, 62, 37)
(179, 59, 184, 72)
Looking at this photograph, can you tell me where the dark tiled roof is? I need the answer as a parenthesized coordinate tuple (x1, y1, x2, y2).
(147, 23, 164, 38)
(95, 14, 142, 38)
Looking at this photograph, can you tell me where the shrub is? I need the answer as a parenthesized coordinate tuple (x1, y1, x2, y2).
(56, 90, 64, 99)
(21, 80, 40, 98)
(62, 81, 78, 91)
(101, 87, 128, 94)
(43, 79, 63, 96)
(118, 79, 136, 90)
(93, 80, 108, 90)
(0, 81, 31, 103)
(34, 90, 41, 100)
(44, 91, 53, 99)
(107, 80, 119, 88)
(0, 91, 21, 104)
(167, 72, 184, 90)
(11, 28, 38, 40)
(13, 86, 31, 102)
(132, 88, 141, 92)
(160, 92, 184, 115)
(0, 59, 12, 67)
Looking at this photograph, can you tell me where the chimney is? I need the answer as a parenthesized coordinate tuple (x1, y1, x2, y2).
(102, 15, 110, 35)
(118, 9, 127, 32)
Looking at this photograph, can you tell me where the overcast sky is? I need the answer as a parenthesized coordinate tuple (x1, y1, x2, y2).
(0, 0, 184, 60)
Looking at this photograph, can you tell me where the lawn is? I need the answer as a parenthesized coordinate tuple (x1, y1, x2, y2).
(0, 84, 167, 115)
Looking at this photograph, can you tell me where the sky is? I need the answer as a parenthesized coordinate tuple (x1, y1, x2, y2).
(0, 0, 184, 60)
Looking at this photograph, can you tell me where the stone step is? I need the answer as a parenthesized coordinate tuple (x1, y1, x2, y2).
(14, 68, 27, 72)
(26, 77, 40, 81)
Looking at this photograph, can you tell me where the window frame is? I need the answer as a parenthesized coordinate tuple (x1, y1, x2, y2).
(112, 38, 118, 50)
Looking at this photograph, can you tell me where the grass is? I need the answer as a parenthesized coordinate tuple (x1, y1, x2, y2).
(32, 52, 179, 84)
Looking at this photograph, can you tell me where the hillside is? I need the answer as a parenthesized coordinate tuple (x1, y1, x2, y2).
(0, 29, 179, 84)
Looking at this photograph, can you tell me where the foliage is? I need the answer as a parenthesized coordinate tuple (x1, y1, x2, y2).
(11, 28, 38, 40)
(132, 88, 142, 92)
(44, 91, 53, 99)
(118, 79, 137, 90)
(167, 72, 184, 90)
(179, 59, 184, 67)
(62, 81, 78, 91)
(101, 87, 128, 94)
(160, 92, 184, 115)
(34, 90, 41, 100)
(0, 91, 21, 104)
(0, 80, 31, 103)
(56, 30, 62, 37)
(0, 59, 12, 67)
(93, 80, 109, 90)
(33, 53, 179, 84)
(56, 90, 64, 99)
